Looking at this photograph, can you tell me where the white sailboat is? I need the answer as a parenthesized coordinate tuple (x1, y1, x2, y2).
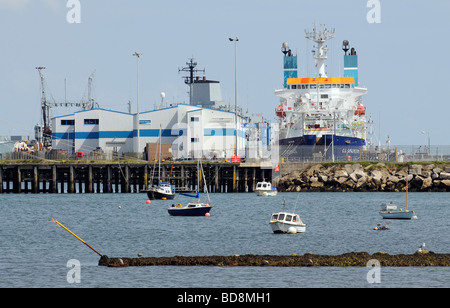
(144, 125, 175, 200)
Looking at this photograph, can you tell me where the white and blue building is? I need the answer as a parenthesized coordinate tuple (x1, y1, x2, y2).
(52, 103, 250, 159)
(51, 75, 274, 161)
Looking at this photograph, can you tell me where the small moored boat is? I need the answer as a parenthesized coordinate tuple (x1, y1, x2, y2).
(145, 182, 175, 200)
(168, 200, 211, 216)
(168, 160, 212, 216)
(256, 180, 278, 196)
(270, 199, 306, 234)
(379, 172, 417, 220)
(379, 202, 415, 219)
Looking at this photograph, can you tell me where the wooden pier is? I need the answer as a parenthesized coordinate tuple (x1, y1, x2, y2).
(0, 162, 273, 194)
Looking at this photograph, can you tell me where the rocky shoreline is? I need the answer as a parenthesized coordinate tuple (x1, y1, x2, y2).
(98, 252, 449, 267)
(278, 162, 450, 192)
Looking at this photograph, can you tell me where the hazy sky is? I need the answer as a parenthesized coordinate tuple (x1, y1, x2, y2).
(0, 0, 448, 146)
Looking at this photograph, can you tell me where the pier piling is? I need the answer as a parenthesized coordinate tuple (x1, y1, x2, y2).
(0, 162, 273, 194)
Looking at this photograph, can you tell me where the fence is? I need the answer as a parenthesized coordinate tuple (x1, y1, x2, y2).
(280, 145, 450, 163)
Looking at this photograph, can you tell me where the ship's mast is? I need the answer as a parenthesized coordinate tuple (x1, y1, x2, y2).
(178, 58, 205, 105)
(305, 22, 335, 78)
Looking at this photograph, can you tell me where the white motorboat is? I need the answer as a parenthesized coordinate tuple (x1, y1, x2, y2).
(270, 199, 306, 233)
(256, 180, 278, 196)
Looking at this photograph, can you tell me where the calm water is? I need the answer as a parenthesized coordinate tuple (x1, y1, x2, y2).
(0, 192, 448, 288)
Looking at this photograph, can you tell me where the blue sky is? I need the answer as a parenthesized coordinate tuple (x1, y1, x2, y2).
(0, 0, 448, 146)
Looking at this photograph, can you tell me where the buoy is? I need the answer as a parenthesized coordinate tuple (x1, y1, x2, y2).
(287, 227, 297, 234)
(146, 200, 151, 204)
(118, 206, 122, 209)
(205, 213, 210, 217)
(162, 197, 167, 200)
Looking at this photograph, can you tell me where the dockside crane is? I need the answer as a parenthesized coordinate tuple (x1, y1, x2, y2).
(35, 66, 52, 149)
(34, 68, 99, 150)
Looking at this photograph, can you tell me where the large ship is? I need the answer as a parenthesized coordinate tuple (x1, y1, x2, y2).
(275, 22, 368, 161)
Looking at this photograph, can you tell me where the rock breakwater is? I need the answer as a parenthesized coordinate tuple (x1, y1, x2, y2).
(278, 162, 450, 192)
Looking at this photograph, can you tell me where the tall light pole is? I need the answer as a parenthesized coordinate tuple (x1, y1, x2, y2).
(133, 52, 142, 157)
(229, 37, 239, 157)
(421, 130, 430, 155)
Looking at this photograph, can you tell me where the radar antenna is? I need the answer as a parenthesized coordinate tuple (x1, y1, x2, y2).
(178, 58, 205, 104)
(305, 22, 335, 77)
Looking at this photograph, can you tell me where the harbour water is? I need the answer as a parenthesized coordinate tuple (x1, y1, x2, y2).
(0, 192, 448, 288)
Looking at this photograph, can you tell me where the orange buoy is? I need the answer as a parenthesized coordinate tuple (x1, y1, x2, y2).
(205, 213, 210, 217)
(146, 200, 151, 204)
(118, 206, 122, 209)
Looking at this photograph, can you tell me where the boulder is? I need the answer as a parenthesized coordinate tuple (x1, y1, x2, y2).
(334, 170, 348, 178)
(439, 172, 450, 180)
(409, 164, 422, 175)
(310, 181, 324, 188)
(440, 180, 450, 189)
(421, 177, 433, 190)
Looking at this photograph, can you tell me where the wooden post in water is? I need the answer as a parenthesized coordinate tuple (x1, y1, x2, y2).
(144, 164, 148, 191)
(251, 168, 256, 192)
(52, 165, 57, 193)
(15, 166, 21, 193)
(0, 167, 3, 194)
(87, 165, 93, 193)
(214, 165, 219, 193)
(105, 165, 112, 193)
(69, 166, 75, 193)
(33, 166, 39, 193)
(124, 165, 130, 193)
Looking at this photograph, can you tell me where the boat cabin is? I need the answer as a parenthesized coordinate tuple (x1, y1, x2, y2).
(256, 181, 275, 190)
(381, 202, 397, 211)
(271, 212, 304, 224)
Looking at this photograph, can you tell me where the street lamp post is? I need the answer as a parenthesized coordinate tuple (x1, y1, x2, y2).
(421, 130, 430, 156)
(133, 52, 142, 157)
(229, 37, 239, 157)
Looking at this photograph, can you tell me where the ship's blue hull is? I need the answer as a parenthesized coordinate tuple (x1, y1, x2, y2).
(279, 134, 365, 160)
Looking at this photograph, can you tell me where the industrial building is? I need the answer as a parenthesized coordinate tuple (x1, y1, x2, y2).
(51, 103, 249, 160)
(51, 65, 273, 162)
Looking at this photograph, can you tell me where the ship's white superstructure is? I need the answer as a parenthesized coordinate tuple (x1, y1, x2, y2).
(275, 23, 368, 160)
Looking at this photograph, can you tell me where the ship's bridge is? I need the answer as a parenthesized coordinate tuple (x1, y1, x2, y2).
(286, 77, 355, 90)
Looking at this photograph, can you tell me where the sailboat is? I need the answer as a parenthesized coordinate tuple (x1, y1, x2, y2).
(144, 125, 175, 200)
(379, 173, 417, 220)
(168, 160, 212, 216)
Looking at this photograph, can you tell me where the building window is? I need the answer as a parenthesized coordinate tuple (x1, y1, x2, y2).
(190, 116, 199, 122)
(191, 137, 199, 143)
(61, 120, 75, 126)
(84, 119, 99, 125)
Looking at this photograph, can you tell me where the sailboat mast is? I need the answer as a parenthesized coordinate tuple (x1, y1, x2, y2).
(158, 125, 162, 182)
(406, 169, 409, 211)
